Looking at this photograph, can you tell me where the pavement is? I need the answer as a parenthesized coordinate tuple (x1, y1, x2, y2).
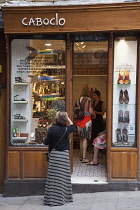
(1, 191, 140, 210)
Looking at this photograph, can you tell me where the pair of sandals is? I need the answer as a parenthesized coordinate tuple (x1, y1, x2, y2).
(80, 158, 99, 165)
(80, 158, 89, 163)
(87, 160, 99, 166)
(118, 70, 130, 84)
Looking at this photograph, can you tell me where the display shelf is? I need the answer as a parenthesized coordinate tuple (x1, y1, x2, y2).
(12, 137, 28, 140)
(13, 119, 28, 122)
(113, 142, 134, 147)
(73, 75, 107, 77)
(13, 82, 28, 86)
(45, 65, 65, 69)
(13, 101, 28, 104)
(113, 103, 135, 105)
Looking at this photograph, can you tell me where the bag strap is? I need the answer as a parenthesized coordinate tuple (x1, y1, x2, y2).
(53, 127, 67, 150)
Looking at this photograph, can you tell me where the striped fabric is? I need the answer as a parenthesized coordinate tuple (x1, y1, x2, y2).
(44, 150, 73, 206)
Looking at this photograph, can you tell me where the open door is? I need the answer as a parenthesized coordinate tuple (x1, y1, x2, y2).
(71, 36, 108, 183)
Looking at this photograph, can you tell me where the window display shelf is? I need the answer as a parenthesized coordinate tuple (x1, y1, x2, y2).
(13, 119, 28, 122)
(113, 142, 134, 147)
(13, 82, 28, 86)
(12, 137, 28, 140)
(13, 101, 28, 104)
(113, 103, 135, 105)
(45, 65, 65, 69)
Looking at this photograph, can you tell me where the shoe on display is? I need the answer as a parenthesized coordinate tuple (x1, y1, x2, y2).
(122, 128, 128, 143)
(118, 70, 124, 84)
(116, 128, 122, 143)
(118, 110, 124, 124)
(124, 111, 130, 124)
(119, 89, 124, 104)
(124, 89, 129, 104)
(124, 70, 130, 84)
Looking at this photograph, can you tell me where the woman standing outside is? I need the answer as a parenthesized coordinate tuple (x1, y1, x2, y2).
(43, 111, 75, 206)
(75, 85, 95, 163)
(91, 90, 105, 141)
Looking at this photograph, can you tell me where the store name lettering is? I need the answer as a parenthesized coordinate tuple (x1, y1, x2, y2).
(22, 13, 65, 26)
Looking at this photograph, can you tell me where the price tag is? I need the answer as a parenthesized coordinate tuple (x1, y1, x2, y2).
(128, 125, 135, 135)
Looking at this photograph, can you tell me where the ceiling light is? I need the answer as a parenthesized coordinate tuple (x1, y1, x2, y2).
(119, 37, 125, 42)
(45, 43, 52, 46)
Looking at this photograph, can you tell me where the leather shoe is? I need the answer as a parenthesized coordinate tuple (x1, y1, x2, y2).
(124, 89, 129, 104)
(119, 89, 124, 104)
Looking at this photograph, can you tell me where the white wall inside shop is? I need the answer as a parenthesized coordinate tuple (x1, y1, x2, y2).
(73, 75, 107, 109)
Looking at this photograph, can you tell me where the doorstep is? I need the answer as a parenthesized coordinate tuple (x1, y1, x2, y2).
(71, 176, 107, 184)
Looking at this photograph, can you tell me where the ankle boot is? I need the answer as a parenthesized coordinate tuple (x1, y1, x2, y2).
(118, 110, 124, 124)
(116, 128, 122, 143)
(124, 111, 130, 124)
(122, 128, 128, 143)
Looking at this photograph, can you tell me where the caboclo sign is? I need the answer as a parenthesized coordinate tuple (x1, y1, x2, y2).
(22, 13, 65, 26)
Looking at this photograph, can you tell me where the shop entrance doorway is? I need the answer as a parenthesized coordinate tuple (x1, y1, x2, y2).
(71, 40, 108, 184)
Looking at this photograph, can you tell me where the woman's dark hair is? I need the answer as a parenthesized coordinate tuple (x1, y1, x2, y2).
(55, 111, 68, 126)
(93, 90, 101, 99)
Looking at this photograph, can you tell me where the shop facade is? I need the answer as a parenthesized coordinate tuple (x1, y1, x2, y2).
(2, 2, 140, 195)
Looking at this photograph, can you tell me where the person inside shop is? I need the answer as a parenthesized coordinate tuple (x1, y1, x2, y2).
(91, 90, 105, 146)
(75, 84, 96, 163)
(43, 111, 75, 206)
(87, 129, 106, 165)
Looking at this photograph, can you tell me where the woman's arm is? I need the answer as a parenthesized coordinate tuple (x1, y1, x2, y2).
(43, 129, 52, 146)
(67, 114, 75, 132)
(67, 117, 73, 125)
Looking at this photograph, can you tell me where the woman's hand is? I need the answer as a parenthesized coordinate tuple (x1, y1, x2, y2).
(67, 116, 73, 125)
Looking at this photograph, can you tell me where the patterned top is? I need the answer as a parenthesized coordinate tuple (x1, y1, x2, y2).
(80, 96, 91, 116)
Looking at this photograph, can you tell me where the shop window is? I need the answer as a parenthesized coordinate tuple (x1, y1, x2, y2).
(112, 37, 137, 147)
(10, 39, 65, 146)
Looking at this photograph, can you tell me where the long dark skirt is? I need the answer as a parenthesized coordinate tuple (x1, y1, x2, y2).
(44, 149, 73, 206)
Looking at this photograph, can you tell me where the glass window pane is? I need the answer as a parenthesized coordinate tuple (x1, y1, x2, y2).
(11, 39, 65, 146)
(112, 38, 137, 147)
